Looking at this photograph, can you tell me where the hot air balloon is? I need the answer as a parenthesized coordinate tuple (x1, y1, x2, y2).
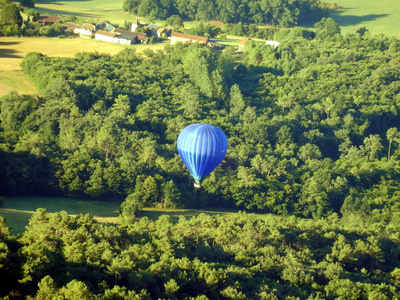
(177, 123, 228, 188)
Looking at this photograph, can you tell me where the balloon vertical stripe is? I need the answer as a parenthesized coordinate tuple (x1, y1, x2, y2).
(177, 123, 228, 185)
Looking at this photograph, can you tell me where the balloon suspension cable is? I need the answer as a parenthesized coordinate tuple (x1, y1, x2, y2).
(194, 182, 201, 189)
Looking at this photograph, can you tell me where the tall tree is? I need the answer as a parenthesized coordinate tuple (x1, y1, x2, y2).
(386, 127, 400, 160)
(0, 3, 22, 26)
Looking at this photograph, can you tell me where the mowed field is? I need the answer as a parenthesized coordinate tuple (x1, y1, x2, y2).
(0, 37, 167, 97)
(331, 0, 400, 36)
(35, 0, 128, 25)
(0, 197, 238, 234)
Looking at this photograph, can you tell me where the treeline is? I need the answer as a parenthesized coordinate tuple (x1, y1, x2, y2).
(123, 0, 329, 26)
(2, 21, 400, 222)
(1, 210, 400, 298)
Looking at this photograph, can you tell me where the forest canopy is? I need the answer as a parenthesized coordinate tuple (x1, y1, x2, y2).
(122, 0, 330, 26)
(1, 209, 400, 299)
(1, 12, 400, 299)
(1, 23, 400, 225)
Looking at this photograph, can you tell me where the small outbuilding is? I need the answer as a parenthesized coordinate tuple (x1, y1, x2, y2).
(237, 37, 251, 53)
(170, 32, 208, 45)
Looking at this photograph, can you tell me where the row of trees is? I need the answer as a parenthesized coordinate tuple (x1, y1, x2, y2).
(123, 0, 329, 26)
(1, 209, 400, 298)
(2, 20, 400, 223)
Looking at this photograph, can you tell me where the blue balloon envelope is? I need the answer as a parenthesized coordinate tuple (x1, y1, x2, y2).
(177, 123, 228, 186)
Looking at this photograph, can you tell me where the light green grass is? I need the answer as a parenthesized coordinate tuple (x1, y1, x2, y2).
(35, 0, 132, 26)
(141, 207, 238, 221)
(0, 196, 121, 233)
(0, 197, 240, 234)
(331, 0, 400, 36)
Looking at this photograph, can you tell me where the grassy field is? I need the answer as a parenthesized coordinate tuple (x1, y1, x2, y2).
(331, 0, 400, 36)
(0, 197, 238, 234)
(0, 37, 168, 97)
(0, 196, 121, 233)
(35, 0, 129, 26)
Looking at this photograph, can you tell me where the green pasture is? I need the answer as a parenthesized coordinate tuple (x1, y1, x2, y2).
(0, 197, 238, 234)
(35, 0, 130, 26)
(0, 196, 121, 233)
(331, 0, 400, 36)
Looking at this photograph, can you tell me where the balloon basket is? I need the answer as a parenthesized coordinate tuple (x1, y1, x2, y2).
(194, 182, 201, 189)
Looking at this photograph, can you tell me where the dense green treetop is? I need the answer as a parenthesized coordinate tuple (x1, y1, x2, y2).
(1, 20, 400, 298)
(1, 210, 400, 298)
(1, 23, 400, 223)
(0, 2, 22, 26)
(123, 0, 329, 26)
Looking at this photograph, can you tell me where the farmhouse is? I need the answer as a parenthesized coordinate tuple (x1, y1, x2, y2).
(116, 29, 148, 43)
(158, 26, 173, 38)
(113, 28, 146, 44)
(95, 30, 119, 43)
(156, 27, 166, 38)
(170, 32, 208, 45)
(147, 23, 161, 37)
(97, 22, 115, 32)
(32, 16, 60, 26)
(237, 37, 251, 53)
(131, 19, 147, 32)
(74, 23, 96, 38)
(60, 22, 81, 33)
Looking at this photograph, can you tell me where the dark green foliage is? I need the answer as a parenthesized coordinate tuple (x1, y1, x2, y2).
(165, 14, 183, 29)
(3, 26, 400, 221)
(3, 20, 400, 299)
(1, 210, 400, 298)
(123, 0, 328, 26)
(0, 3, 22, 26)
(185, 23, 221, 38)
(315, 17, 341, 39)
(19, 0, 35, 8)
(0, 2, 22, 36)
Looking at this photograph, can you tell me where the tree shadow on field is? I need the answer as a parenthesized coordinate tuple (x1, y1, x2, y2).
(37, 0, 90, 4)
(35, 6, 99, 19)
(331, 11, 389, 27)
(0, 41, 20, 46)
(0, 48, 22, 59)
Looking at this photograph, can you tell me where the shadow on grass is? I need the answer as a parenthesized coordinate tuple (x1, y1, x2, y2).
(37, 0, 91, 3)
(331, 11, 389, 27)
(35, 6, 100, 19)
(0, 49, 23, 59)
(0, 209, 32, 234)
(141, 208, 238, 221)
(0, 41, 20, 46)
